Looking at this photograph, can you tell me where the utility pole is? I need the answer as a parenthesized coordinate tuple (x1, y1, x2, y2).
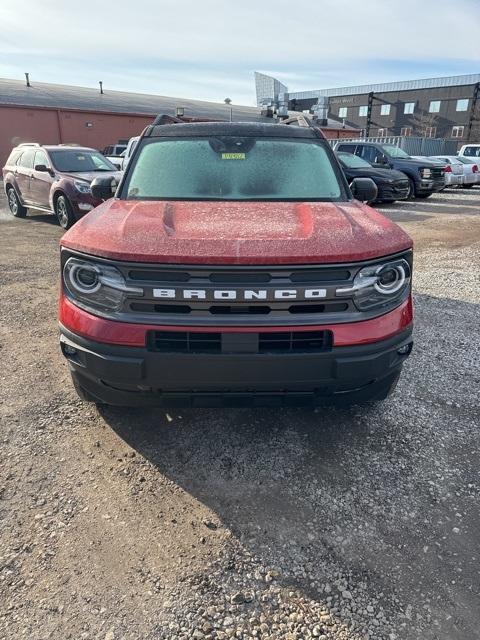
(366, 91, 374, 138)
(466, 82, 480, 142)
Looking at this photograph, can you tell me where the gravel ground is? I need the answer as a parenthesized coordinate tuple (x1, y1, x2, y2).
(0, 187, 479, 640)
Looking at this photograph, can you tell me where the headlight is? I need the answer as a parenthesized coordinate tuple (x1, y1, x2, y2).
(336, 258, 411, 311)
(74, 180, 91, 194)
(420, 168, 432, 178)
(63, 257, 143, 312)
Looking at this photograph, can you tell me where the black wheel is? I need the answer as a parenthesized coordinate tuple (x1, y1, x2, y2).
(416, 193, 432, 199)
(55, 194, 75, 229)
(406, 178, 416, 199)
(6, 187, 27, 218)
(463, 184, 474, 189)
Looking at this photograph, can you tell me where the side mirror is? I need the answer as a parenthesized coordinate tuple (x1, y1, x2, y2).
(91, 176, 118, 201)
(35, 164, 50, 173)
(375, 155, 388, 166)
(350, 177, 378, 204)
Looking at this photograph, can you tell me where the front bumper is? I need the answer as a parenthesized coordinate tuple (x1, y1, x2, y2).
(61, 325, 413, 407)
(70, 194, 103, 219)
(416, 177, 445, 194)
(376, 182, 409, 201)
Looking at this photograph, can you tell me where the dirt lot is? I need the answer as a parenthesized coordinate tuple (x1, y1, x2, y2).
(0, 188, 479, 640)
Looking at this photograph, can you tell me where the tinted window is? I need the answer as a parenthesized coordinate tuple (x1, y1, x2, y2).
(125, 137, 343, 201)
(34, 150, 50, 169)
(19, 149, 35, 169)
(359, 146, 381, 164)
(464, 146, 480, 157)
(337, 144, 357, 154)
(49, 150, 117, 171)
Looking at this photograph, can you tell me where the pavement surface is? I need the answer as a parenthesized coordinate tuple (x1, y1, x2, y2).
(0, 187, 479, 640)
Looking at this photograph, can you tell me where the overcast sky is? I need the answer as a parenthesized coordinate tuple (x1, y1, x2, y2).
(1, 0, 479, 105)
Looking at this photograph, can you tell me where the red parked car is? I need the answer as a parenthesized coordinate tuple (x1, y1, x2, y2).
(59, 120, 413, 408)
(2, 143, 122, 229)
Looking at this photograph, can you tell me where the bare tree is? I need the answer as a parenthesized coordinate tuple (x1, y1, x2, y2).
(467, 101, 480, 142)
(410, 110, 439, 138)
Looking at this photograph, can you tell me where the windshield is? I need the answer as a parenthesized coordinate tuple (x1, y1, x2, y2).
(49, 150, 117, 172)
(381, 144, 410, 159)
(457, 157, 477, 164)
(124, 137, 343, 201)
(337, 152, 372, 169)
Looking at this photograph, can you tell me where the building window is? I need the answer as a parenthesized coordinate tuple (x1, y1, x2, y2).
(377, 128, 388, 137)
(456, 99, 469, 112)
(401, 126, 413, 137)
(358, 106, 368, 117)
(452, 126, 465, 138)
(429, 100, 441, 113)
(425, 126, 437, 138)
(380, 104, 391, 116)
(338, 107, 348, 118)
(404, 102, 415, 114)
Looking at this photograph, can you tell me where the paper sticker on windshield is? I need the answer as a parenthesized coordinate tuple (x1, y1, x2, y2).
(221, 152, 246, 160)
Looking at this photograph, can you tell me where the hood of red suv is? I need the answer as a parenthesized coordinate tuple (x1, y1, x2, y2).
(61, 199, 412, 264)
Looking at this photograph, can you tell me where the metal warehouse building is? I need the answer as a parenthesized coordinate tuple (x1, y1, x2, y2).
(0, 77, 355, 165)
(255, 72, 480, 142)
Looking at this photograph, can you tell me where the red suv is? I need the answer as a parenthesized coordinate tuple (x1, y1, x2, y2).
(59, 120, 413, 408)
(2, 144, 121, 229)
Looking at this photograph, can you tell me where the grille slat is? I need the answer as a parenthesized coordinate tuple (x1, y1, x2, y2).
(148, 330, 333, 354)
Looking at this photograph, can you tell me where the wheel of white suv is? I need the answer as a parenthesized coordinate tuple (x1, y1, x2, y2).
(55, 194, 75, 230)
(6, 187, 27, 218)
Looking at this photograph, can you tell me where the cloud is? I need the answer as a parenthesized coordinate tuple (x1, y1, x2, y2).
(0, 0, 479, 103)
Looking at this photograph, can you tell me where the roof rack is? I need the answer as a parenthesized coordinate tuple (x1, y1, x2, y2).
(280, 113, 325, 140)
(152, 113, 227, 126)
(280, 113, 313, 128)
(18, 142, 41, 147)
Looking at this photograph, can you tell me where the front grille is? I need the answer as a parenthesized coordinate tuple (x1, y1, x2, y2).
(115, 263, 359, 326)
(86, 253, 412, 327)
(147, 330, 333, 354)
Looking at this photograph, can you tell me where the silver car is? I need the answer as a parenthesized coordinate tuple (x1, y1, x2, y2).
(429, 156, 465, 187)
(456, 156, 480, 187)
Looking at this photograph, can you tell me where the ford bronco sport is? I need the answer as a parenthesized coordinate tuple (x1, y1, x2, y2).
(59, 121, 413, 407)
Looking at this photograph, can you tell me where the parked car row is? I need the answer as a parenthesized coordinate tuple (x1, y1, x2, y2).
(2, 136, 480, 229)
(334, 141, 480, 202)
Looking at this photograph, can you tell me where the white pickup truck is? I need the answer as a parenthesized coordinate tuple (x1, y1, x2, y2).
(457, 144, 480, 158)
(105, 137, 139, 171)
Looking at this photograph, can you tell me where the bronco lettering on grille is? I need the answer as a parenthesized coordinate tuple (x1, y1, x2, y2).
(152, 288, 328, 301)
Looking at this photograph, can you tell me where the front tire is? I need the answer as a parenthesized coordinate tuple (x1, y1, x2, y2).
(55, 194, 75, 229)
(406, 178, 416, 199)
(6, 187, 27, 218)
(416, 193, 432, 199)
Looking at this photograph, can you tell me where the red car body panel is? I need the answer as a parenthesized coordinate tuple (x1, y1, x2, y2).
(61, 198, 412, 265)
(59, 293, 413, 348)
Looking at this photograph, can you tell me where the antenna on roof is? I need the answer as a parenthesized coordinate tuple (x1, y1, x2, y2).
(99, 81, 104, 95)
(25, 73, 31, 87)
